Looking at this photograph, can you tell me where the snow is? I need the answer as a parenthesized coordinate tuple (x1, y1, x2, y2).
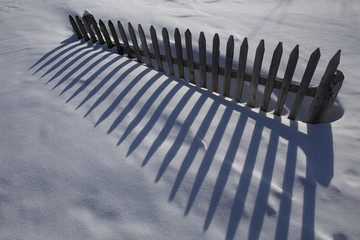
(1, 0, 360, 239)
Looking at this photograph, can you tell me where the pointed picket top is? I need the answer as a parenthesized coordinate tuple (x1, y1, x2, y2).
(320, 50, 341, 86)
(150, 25, 163, 72)
(234, 37, 248, 102)
(274, 44, 299, 116)
(212, 33, 220, 93)
(247, 39, 265, 108)
(99, 19, 113, 48)
(288, 47, 319, 120)
(223, 35, 235, 97)
(69, 15, 82, 39)
(138, 24, 152, 67)
(261, 41, 283, 111)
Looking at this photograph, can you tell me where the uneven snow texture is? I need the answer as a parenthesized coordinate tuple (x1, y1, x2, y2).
(0, 0, 360, 240)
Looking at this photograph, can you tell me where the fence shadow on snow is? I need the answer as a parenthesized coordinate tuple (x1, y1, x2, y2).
(29, 21, 335, 240)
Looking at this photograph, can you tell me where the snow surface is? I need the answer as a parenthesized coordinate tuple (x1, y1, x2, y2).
(1, 0, 360, 239)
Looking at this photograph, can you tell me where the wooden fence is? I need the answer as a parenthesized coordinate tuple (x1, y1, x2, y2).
(69, 13, 344, 124)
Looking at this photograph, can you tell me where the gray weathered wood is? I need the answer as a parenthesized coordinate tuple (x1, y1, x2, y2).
(82, 17, 97, 43)
(69, 15, 82, 39)
(117, 20, 132, 57)
(150, 26, 163, 72)
(261, 42, 283, 112)
(162, 28, 174, 75)
(128, 22, 142, 63)
(75, 16, 90, 41)
(108, 20, 124, 54)
(247, 40, 265, 108)
(306, 50, 342, 123)
(234, 38, 248, 102)
(185, 29, 195, 84)
(274, 45, 299, 116)
(288, 48, 320, 120)
(223, 35, 235, 97)
(199, 32, 207, 88)
(138, 24, 152, 67)
(174, 28, 184, 79)
(99, 19, 113, 48)
(212, 33, 220, 93)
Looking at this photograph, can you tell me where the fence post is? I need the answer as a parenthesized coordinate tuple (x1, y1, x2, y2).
(212, 33, 220, 93)
(69, 15, 83, 39)
(247, 40, 265, 108)
(288, 48, 320, 120)
(99, 19, 114, 48)
(150, 26, 163, 72)
(185, 29, 195, 84)
(108, 20, 124, 54)
(306, 50, 342, 123)
(117, 21, 132, 58)
(175, 28, 185, 79)
(223, 36, 234, 97)
(234, 38, 248, 102)
(128, 22, 142, 63)
(261, 42, 283, 111)
(273, 45, 299, 116)
(162, 28, 174, 75)
(138, 24, 153, 67)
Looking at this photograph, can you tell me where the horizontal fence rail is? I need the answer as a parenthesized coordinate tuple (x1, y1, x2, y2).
(68, 13, 344, 124)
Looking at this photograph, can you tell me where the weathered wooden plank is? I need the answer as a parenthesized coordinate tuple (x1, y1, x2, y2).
(99, 19, 114, 48)
(185, 29, 195, 84)
(82, 17, 97, 43)
(138, 24, 152, 67)
(150, 26, 163, 72)
(234, 38, 248, 102)
(288, 48, 320, 120)
(199, 32, 207, 88)
(274, 45, 299, 116)
(211, 33, 220, 93)
(69, 15, 83, 39)
(306, 50, 342, 123)
(162, 27, 174, 75)
(75, 16, 90, 41)
(261, 42, 283, 112)
(128, 22, 142, 63)
(223, 35, 235, 97)
(117, 20, 132, 58)
(247, 40, 265, 108)
(174, 28, 185, 79)
(108, 20, 124, 54)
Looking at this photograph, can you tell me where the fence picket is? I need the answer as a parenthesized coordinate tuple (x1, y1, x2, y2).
(150, 26, 163, 72)
(117, 21, 132, 57)
(162, 28, 174, 75)
(185, 29, 195, 84)
(247, 40, 265, 108)
(108, 20, 123, 54)
(175, 28, 185, 79)
(83, 17, 97, 43)
(223, 36, 234, 97)
(274, 45, 299, 116)
(138, 24, 152, 67)
(261, 42, 283, 111)
(84, 15, 105, 45)
(306, 50, 342, 123)
(288, 48, 320, 120)
(212, 34, 220, 93)
(234, 38, 248, 102)
(69, 15, 82, 39)
(99, 19, 113, 48)
(128, 22, 142, 63)
(199, 32, 207, 88)
(75, 16, 89, 41)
